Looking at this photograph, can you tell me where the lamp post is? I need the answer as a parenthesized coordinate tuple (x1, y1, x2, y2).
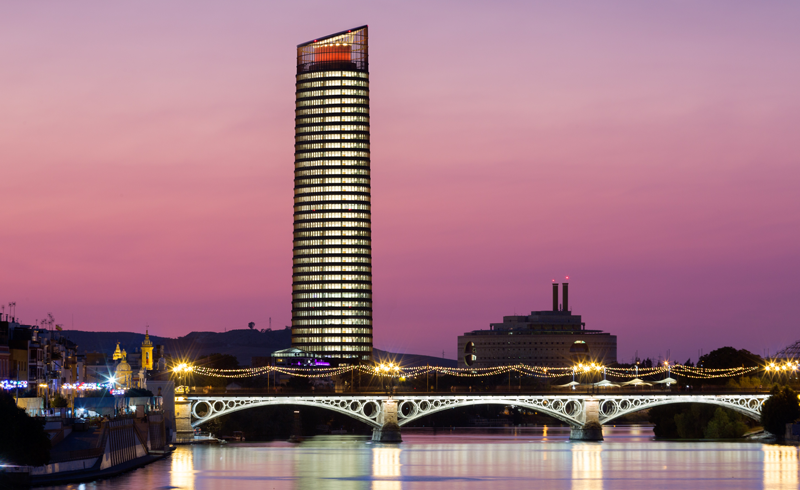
(664, 361, 671, 388)
(375, 362, 400, 396)
(172, 363, 194, 394)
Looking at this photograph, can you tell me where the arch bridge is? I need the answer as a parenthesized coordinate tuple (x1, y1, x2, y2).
(177, 393, 769, 442)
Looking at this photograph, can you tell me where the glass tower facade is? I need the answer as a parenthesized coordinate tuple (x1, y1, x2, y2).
(292, 26, 372, 362)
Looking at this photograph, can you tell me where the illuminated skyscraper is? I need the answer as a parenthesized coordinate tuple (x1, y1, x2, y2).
(292, 26, 372, 362)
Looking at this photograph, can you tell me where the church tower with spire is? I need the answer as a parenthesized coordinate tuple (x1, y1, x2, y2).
(141, 330, 154, 370)
(112, 342, 123, 361)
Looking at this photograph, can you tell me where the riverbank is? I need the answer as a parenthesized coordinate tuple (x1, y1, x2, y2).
(1, 413, 172, 488)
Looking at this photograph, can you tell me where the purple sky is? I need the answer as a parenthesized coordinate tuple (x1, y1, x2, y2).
(1, 1, 799, 362)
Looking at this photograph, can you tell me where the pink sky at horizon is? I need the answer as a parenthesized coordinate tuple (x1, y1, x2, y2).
(1, 1, 799, 362)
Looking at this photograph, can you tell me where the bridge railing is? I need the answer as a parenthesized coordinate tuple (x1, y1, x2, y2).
(184, 387, 772, 397)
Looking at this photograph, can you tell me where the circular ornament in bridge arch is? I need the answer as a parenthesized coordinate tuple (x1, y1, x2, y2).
(192, 400, 212, 419)
(361, 400, 380, 419)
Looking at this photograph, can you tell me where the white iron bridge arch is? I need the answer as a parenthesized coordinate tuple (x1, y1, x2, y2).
(187, 393, 769, 429)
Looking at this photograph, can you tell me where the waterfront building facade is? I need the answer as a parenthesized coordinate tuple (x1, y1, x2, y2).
(291, 26, 373, 362)
(457, 284, 617, 368)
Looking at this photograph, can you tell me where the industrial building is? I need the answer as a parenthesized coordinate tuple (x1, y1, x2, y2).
(457, 283, 617, 368)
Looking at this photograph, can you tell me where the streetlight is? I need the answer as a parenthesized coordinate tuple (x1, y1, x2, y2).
(173, 363, 194, 393)
(577, 362, 603, 393)
(375, 362, 401, 395)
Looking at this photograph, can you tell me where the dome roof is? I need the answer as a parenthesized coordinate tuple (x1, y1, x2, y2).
(569, 340, 590, 354)
(116, 359, 132, 374)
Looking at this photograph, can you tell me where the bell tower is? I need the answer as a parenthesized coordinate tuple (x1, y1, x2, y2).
(112, 342, 123, 361)
(141, 330, 154, 370)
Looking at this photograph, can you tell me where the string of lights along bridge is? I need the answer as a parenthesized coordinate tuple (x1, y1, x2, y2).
(186, 362, 777, 380)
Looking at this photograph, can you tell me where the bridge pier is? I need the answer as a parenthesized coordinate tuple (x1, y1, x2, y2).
(372, 399, 402, 443)
(175, 396, 195, 442)
(570, 397, 604, 441)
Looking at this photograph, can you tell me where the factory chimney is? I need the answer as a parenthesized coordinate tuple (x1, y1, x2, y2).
(562, 282, 569, 312)
(552, 283, 559, 311)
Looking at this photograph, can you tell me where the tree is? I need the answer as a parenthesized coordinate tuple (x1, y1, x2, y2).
(0, 392, 51, 465)
(248, 322, 255, 330)
(649, 405, 683, 438)
(699, 347, 761, 369)
(51, 393, 69, 408)
(196, 353, 241, 388)
(127, 388, 154, 397)
(761, 385, 800, 439)
(674, 405, 717, 439)
(704, 407, 748, 439)
(199, 353, 240, 370)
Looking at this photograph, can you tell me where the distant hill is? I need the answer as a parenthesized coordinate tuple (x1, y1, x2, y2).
(60, 328, 292, 365)
(373, 349, 456, 368)
(59, 329, 456, 367)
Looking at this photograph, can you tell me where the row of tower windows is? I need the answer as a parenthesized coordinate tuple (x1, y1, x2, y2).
(296, 134, 368, 142)
(294, 195, 370, 204)
(293, 257, 372, 265)
(296, 115, 369, 125)
(292, 283, 371, 291)
(296, 71, 369, 81)
(294, 221, 370, 231)
(294, 301, 372, 308)
(296, 142, 369, 151)
(296, 124, 369, 133)
(297, 89, 368, 98)
(313, 345, 371, 352)
(296, 211, 370, 220)
(294, 239, 371, 248)
(293, 247, 371, 256)
(293, 292, 372, 299)
(296, 161, 369, 170)
(292, 264, 372, 274)
(293, 327, 371, 334)
(292, 318, 372, 326)
(296, 153, 369, 162)
(296, 98, 368, 108)
(296, 185, 370, 194)
(294, 230, 370, 238)
(295, 203, 370, 212)
(297, 179, 370, 188)
(296, 169, 369, 177)
(296, 106, 369, 116)
(294, 273, 371, 282)
(297, 80, 368, 89)
(294, 310, 370, 318)
(294, 230, 371, 238)
(294, 336, 371, 344)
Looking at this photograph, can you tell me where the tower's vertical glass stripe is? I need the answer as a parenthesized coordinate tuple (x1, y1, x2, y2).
(292, 26, 372, 362)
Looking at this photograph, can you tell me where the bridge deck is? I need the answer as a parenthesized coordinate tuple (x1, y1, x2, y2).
(185, 390, 769, 397)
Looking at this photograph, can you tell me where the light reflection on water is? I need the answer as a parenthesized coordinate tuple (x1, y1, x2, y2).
(372, 447, 402, 490)
(40, 427, 800, 490)
(763, 445, 799, 490)
(170, 442, 194, 489)
(571, 443, 602, 490)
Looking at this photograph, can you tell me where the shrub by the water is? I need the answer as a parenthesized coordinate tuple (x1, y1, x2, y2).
(760, 386, 800, 439)
(0, 392, 51, 466)
(704, 407, 748, 439)
(650, 404, 752, 439)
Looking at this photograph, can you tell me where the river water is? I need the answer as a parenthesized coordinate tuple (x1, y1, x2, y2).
(43, 426, 799, 490)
